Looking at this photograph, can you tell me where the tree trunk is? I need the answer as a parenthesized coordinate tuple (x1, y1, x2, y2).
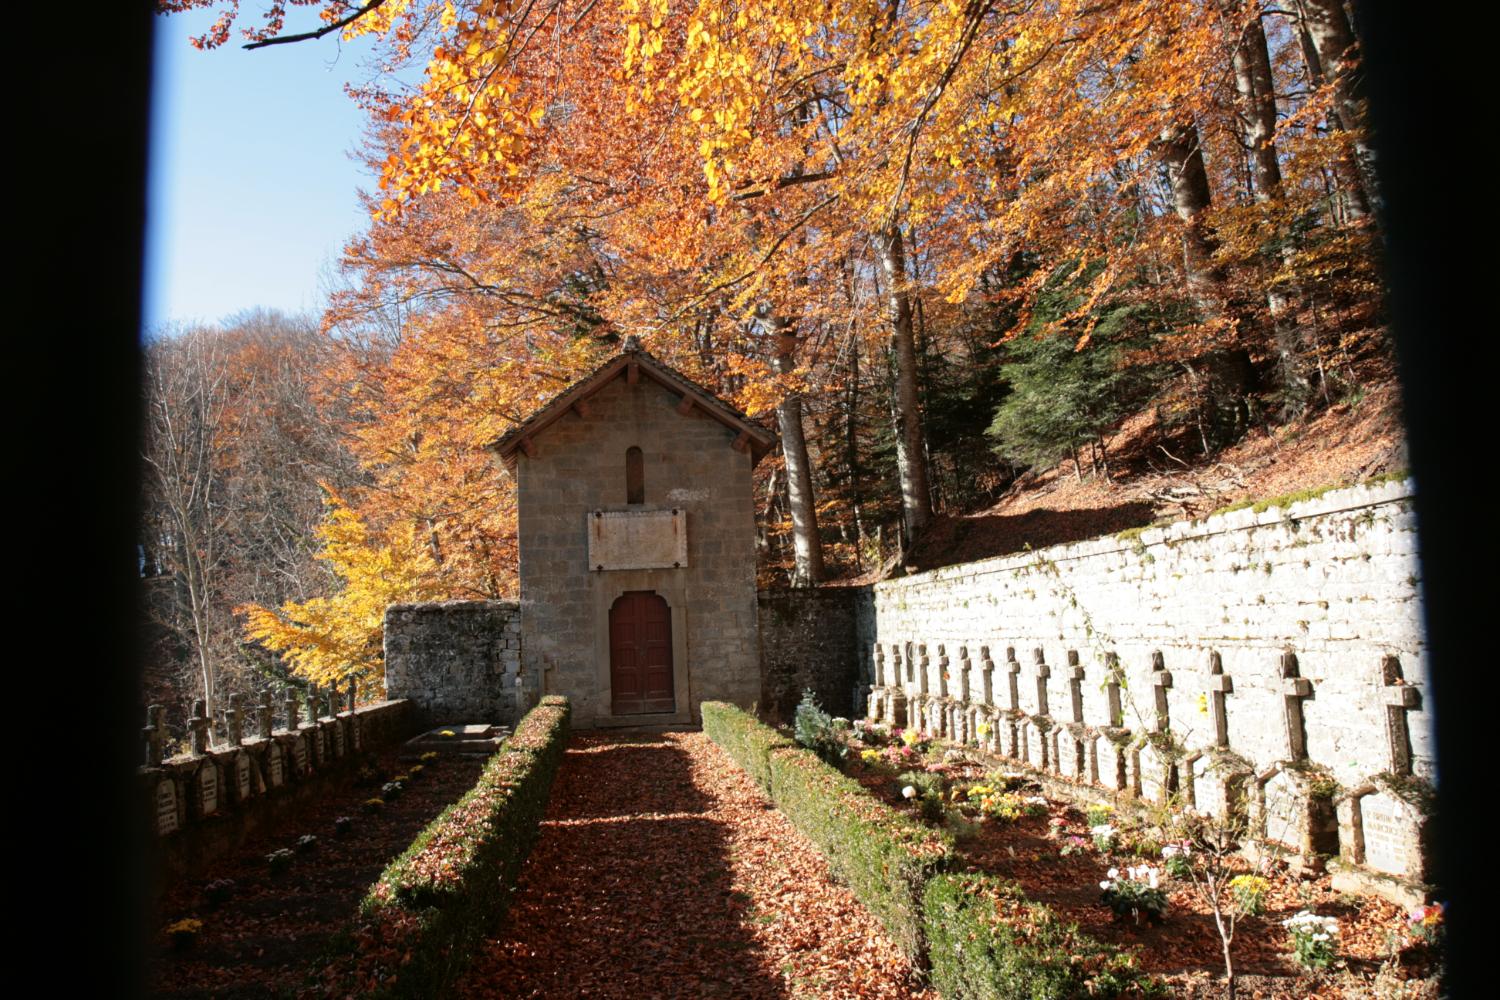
(1296, 0, 1376, 221)
(877, 223, 934, 546)
(1227, 2, 1312, 415)
(1156, 119, 1254, 443)
(773, 316, 825, 585)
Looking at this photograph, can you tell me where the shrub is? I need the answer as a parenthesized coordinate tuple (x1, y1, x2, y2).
(700, 701, 794, 796)
(793, 689, 847, 766)
(318, 698, 571, 998)
(768, 745, 952, 960)
(925, 873, 1159, 999)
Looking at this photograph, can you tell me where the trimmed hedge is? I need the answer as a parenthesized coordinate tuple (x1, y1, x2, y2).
(701, 701, 952, 962)
(923, 874, 1159, 999)
(320, 699, 571, 998)
(701, 701, 795, 795)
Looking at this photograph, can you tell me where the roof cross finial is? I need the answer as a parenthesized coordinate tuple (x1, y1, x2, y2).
(622, 334, 642, 353)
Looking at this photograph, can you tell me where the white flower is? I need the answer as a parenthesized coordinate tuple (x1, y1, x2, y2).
(1091, 824, 1116, 837)
(902, 785, 917, 799)
(1148, 869, 1160, 889)
(1107, 867, 1120, 879)
(1100, 880, 1112, 890)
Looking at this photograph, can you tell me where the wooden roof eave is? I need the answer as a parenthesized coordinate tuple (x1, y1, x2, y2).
(488, 354, 776, 470)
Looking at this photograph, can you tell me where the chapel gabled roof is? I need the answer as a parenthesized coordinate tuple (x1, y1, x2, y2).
(487, 336, 778, 471)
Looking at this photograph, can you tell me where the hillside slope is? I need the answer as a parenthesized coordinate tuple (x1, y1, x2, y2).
(885, 379, 1408, 578)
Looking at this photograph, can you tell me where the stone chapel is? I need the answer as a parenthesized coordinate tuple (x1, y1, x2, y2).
(488, 337, 776, 727)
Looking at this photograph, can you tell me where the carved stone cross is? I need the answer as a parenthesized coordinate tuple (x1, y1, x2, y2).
(225, 694, 244, 746)
(1066, 650, 1086, 724)
(1032, 648, 1051, 717)
(305, 687, 321, 724)
(891, 644, 905, 686)
(936, 645, 950, 698)
(188, 700, 211, 757)
(957, 646, 972, 703)
(874, 646, 887, 688)
(1103, 652, 1124, 728)
(979, 646, 995, 706)
(284, 690, 301, 731)
(143, 705, 168, 766)
(258, 690, 275, 739)
(1005, 647, 1022, 712)
(346, 682, 357, 714)
(917, 644, 930, 695)
(1151, 651, 1173, 732)
(1379, 654, 1421, 776)
(1280, 651, 1313, 761)
(1204, 650, 1233, 747)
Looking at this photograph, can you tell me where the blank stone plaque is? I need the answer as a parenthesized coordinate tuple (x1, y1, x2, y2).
(587, 509, 688, 571)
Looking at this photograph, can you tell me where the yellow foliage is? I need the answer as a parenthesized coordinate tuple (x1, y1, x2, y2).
(237, 489, 444, 695)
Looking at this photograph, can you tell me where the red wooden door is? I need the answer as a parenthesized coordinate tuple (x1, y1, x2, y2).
(609, 591, 675, 715)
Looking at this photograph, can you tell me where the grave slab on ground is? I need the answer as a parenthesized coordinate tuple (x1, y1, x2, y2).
(403, 723, 510, 757)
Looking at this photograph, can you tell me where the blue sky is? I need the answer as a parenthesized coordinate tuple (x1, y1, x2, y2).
(144, 9, 389, 332)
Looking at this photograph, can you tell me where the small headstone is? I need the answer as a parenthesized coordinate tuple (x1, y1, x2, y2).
(350, 713, 363, 750)
(332, 719, 346, 757)
(155, 779, 179, 836)
(1358, 788, 1427, 879)
(267, 743, 285, 787)
(235, 752, 252, 800)
(197, 763, 219, 817)
(292, 734, 308, 774)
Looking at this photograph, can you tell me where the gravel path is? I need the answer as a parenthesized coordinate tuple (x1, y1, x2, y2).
(457, 730, 933, 1000)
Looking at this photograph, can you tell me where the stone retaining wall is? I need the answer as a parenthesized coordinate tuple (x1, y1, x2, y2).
(142, 699, 413, 885)
(859, 478, 1433, 904)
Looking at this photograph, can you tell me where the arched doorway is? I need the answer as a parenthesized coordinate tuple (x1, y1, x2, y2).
(609, 591, 675, 715)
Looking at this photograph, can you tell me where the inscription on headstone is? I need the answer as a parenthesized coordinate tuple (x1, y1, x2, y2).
(197, 764, 219, 817)
(1361, 791, 1414, 877)
(235, 752, 251, 800)
(292, 735, 308, 774)
(267, 743, 285, 787)
(155, 780, 178, 836)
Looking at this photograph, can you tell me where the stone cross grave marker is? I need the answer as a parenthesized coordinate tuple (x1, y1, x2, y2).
(155, 779, 178, 836)
(1103, 652, 1124, 729)
(258, 690, 275, 739)
(1205, 650, 1233, 748)
(936, 645, 950, 699)
(1066, 650, 1085, 724)
(1150, 651, 1173, 732)
(891, 643, 904, 686)
(873, 645, 886, 688)
(957, 646, 971, 703)
(189, 700, 211, 757)
(917, 645, 930, 696)
(1280, 651, 1313, 760)
(284, 691, 301, 732)
(1004, 647, 1023, 757)
(143, 705, 168, 767)
(305, 687, 321, 724)
(1032, 648, 1051, 717)
(1379, 654, 1421, 776)
(226, 694, 244, 746)
(979, 646, 995, 706)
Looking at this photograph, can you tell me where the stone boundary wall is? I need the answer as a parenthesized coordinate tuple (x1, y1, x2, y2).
(860, 478, 1434, 905)
(385, 600, 524, 727)
(758, 587, 864, 721)
(141, 698, 413, 885)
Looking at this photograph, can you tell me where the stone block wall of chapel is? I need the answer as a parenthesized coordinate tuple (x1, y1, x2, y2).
(516, 376, 761, 725)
